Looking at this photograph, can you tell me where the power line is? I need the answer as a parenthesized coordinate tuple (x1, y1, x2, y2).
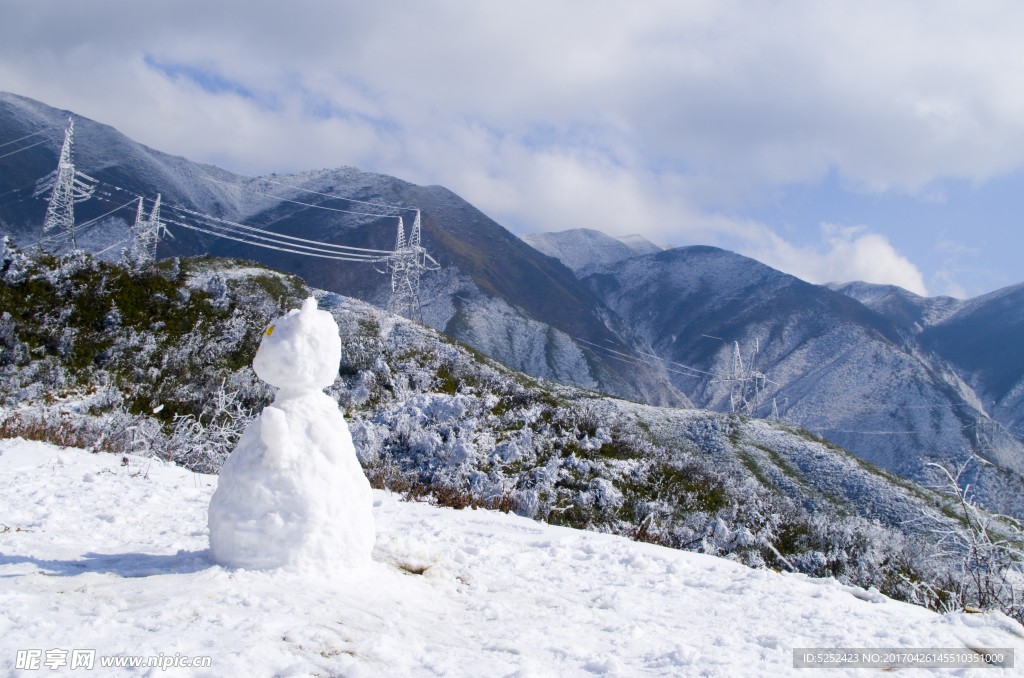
(87, 180, 396, 257)
(162, 215, 385, 260)
(201, 175, 407, 219)
(250, 189, 398, 219)
(68, 197, 139, 234)
(0, 129, 50, 149)
(160, 216, 389, 262)
(818, 426, 971, 435)
(629, 345, 717, 377)
(246, 174, 417, 213)
(0, 179, 46, 201)
(94, 237, 132, 257)
(573, 336, 714, 378)
(0, 140, 48, 161)
(163, 203, 394, 255)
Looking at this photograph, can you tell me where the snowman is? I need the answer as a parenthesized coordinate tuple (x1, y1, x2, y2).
(207, 297, 374, 573)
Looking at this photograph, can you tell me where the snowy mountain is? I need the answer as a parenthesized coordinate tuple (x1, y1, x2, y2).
(825, 281, 965, 333)
(580, 247, 1024, 517)
(830, 279, 1024, 463)
(520, 228, 664, 275)
(0, 92, 686, 408)
(5, 438, 1022, 676)
(519, 231, 1024, 515)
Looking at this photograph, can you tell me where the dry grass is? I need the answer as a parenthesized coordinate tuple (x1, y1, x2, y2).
(0, 412, 128, 454)
(365, 462, 512, 512)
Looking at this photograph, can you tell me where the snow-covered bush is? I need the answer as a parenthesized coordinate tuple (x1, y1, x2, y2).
(0, 404, 153, 456)
(0, 245, 284, 424)
(906, 456, 1024, 621)
(163, 380, 256, 474)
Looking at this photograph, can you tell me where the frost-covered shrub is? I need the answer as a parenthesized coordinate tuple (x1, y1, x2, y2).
(162, 380, 256, 474)
(0, 246, 290, 471)
(906, 457, 1024, 622)
(0, 404, 153, 456)
(0, 245, 286, 416)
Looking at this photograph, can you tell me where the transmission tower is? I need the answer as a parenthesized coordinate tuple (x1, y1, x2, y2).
(385, 210, 439, 322)
(716, 338, 777, 416)
(394, 214, 406, 250)
(130, 194, 168, 264)
(34, 118, 97, 249)
(732, 341, 744, 377)
(745, 338, 770, 415)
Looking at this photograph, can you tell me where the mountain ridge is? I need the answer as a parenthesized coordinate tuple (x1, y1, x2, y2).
(519, 228, 664, 275)
(0, 91, 688, 409)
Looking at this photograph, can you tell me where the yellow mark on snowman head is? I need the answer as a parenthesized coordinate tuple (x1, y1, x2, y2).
(265, 325, 275, 336)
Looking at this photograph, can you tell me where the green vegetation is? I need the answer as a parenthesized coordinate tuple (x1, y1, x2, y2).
(0, 244, 286, 427)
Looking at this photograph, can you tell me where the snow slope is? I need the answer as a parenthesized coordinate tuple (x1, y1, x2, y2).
(3, 438, 1022, 677)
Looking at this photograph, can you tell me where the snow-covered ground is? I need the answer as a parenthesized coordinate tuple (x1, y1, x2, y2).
(2, 438, 1023, 677)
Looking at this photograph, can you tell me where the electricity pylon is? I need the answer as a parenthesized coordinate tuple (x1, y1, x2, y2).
(385, 210, 439, 322)
(34, 118, 97, 249)
(130, 194, 168, 264)
(716, 338, 778, 416)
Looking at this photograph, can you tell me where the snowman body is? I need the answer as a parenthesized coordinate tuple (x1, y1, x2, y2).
(207, 297, 374, 573)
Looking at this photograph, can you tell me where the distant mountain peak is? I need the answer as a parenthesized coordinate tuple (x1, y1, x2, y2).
(614, 233, 664, 256)
(520, 228, 667, 274)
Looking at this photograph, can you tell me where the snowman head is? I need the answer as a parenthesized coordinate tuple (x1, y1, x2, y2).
(253, 297, 341, 393)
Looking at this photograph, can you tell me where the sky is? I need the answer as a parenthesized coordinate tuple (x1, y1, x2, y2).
(3, 1, 1024, 298)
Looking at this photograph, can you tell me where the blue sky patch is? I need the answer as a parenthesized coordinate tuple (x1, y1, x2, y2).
(144, 56, 259, 102)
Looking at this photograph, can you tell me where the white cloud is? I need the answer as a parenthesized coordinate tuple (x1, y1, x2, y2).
(5, 1, 1024, 193)
(743, 224, 929, 295)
